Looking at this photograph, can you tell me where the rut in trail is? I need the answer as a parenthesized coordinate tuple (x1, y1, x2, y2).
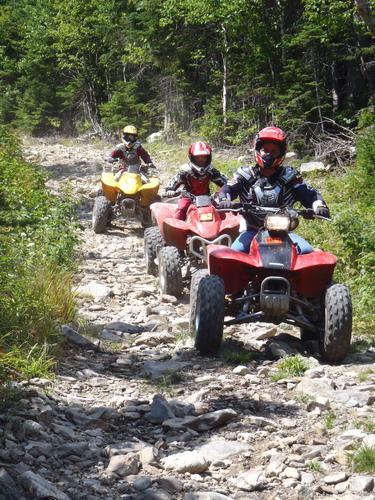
(2, 138, 375, 500)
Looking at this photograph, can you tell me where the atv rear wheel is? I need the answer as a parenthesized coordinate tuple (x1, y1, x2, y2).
(92, 196, 113, 233)
(189, 269, 209, 335)
(144, 226, 164, 276)
(158, 246, 183, 297)
(194, 275, 225, 355)
(321, 284, 352, 363)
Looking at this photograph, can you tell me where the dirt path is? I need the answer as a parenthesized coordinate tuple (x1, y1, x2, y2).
(1, 139, 375, 500)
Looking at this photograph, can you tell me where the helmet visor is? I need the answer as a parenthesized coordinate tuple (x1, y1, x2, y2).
(123, 133, 137, 143)
(260, 142, 281, 158)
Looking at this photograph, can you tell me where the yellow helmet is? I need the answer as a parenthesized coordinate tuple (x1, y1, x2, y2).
(123, 125, 138, 136)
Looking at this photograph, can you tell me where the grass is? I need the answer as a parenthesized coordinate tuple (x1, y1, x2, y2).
(151, 370, 184, 396)
(295, 393, 312, 404)
(306, 460, 322, 472)
(348, 446, 375, 473)
(222, 349, 255, 365)
(0, 126, 78, 386)
(354, 417, 375, 433)
(324, 412, 336, 430)
(271, 355, 309, 381)
(350, 339, 375, 354)
(358, 368, 374, 382)
(174, 326, 191, 344)
(1, 344, 56, 380)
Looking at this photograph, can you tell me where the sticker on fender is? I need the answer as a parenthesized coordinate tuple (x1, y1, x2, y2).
(200, 213, 213, 221)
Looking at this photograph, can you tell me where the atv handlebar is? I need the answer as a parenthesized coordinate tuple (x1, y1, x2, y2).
(217, 203, 331, 221)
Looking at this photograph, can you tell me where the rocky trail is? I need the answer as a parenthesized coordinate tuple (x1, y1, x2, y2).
(1, 139, 375, 500)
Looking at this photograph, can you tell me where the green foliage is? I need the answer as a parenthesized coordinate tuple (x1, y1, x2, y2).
(354, 417, 375, 433)
(324, 412, 336, 430)
(358, 368, 374, 383)
(0, 126, 78, 383)
(298, 127, 375, 336)
(271, 355, 309, 381)
(306, 460, 322, 472)
(222, 349, 255, 365)
(0, 0, 373, 139)
(348, 446, 375, 473)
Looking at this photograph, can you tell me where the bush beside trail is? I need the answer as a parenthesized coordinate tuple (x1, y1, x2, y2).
(0, 126, 78, 386)
(272, 127, 374, 339)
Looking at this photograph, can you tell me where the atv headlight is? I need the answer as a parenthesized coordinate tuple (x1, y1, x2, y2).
(265, 215, 290, 232)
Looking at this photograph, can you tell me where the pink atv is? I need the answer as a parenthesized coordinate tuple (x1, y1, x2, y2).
(144, 195, 240, 297)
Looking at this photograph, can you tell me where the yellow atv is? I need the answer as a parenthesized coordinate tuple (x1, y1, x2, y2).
(92, 164, 160, 233)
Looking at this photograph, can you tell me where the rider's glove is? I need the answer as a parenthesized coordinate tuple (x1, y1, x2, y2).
(313, 202, 330, 218)
(114, 169, 124, 182)
(146, 162, 156, 169)
(218, 200, 232, 209)
(164, 190, 176, 197)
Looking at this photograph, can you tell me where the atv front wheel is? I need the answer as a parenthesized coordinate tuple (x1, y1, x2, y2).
(194, 274, 225, 355)
(92, 196, 113, 233)
(144, 226, 164, 276)
(300, 329, 316, 342)
(189, 269, 209, 335)
(321, 284, 352, 363)
(140, 207, 153, 228)
(158, 246, 183, 297)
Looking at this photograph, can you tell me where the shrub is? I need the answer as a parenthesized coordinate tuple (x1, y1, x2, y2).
(0, 126, 78, 382)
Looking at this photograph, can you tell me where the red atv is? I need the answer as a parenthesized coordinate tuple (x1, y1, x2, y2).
(190, 204, 352, 363)
(144, 195, 240, 297)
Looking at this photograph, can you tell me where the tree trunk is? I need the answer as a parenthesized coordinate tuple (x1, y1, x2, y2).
(221, 24, 229, 128)
(331, 63, 339, 113)
(354, 0, 375, 37)
(312, 48, 324, 132)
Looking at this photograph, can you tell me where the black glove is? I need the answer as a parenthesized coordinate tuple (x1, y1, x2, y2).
(147, 162, 156, 169)
(218, 200, 232, 209)
(314, 205, 330, 218)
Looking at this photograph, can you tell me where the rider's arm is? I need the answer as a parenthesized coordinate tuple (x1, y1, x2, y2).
(136, 145, 152, 164)
(111, 145, 125, 161)
(209, 167, 228, 188)
(219, 167, 253, 200)
(291, 176, 328, 209)
(165, 172, 184, 192)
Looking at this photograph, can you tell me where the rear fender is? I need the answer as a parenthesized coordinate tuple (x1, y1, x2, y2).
(101, 172, 118, 203)
(139, 177, 160, 207)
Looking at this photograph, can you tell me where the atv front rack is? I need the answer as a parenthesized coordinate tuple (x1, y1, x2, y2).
(188, 234, 232, 261)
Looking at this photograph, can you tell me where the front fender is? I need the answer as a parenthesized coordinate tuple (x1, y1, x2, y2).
(207, 245, 261, 294)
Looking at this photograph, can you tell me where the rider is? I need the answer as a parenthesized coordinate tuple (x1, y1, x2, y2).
(164, 141, 227, 220)
(219, 126, 330, 254)
(109, 125, 155, 181)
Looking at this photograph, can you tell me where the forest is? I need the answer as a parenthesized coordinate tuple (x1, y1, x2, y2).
(0, 0, 374, 144)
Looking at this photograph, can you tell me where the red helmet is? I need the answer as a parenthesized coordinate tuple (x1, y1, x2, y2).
(188, 141, 212, 175)
(254, 126, 287, 176)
